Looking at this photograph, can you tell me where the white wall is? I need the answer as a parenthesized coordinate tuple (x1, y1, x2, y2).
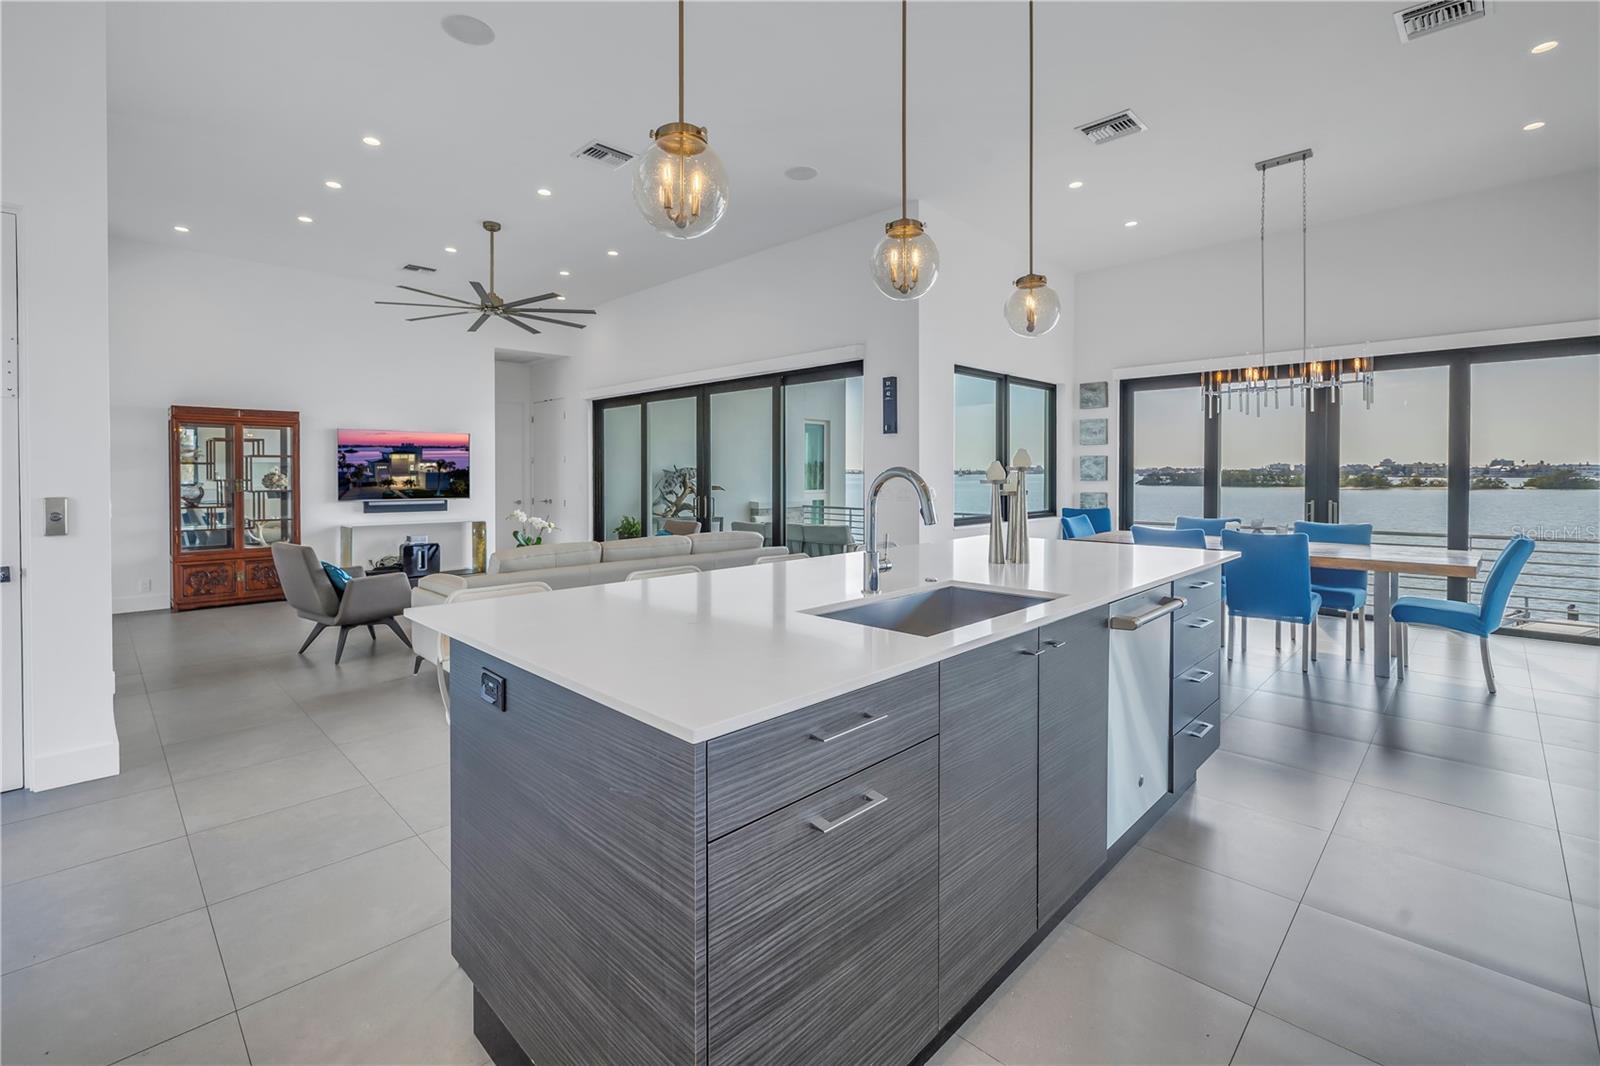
(2, 2, 119, 789)
(1071, 168, 1600, 520)
(109, 239, 506, 611)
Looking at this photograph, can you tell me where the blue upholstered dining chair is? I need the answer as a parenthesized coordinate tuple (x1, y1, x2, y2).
(1295, 520, 1373, 662)
(1062, 514, 1097, 539)
(1131, 525, 1207, 549)
(1175, 516, 1241, 536)
(1391, 534, 1535, 693)
(1220, 530, 1321, 672)
(1060, 506, 1112, 539)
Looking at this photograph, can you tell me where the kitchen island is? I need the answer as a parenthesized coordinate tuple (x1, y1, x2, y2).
(407, 535, 1234, 1066)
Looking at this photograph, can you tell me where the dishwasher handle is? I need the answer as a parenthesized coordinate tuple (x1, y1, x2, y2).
(1108, 595, 1187, 631)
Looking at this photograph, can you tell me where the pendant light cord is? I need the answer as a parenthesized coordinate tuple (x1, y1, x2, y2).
(901, 0, 908, 219)
(488, 226, 495, 297)
(1259, 166, 1266, 368)
(1028, 0, 1035, 274)
(1301, 156, 1308, 364)
(678, 0, 686, 126)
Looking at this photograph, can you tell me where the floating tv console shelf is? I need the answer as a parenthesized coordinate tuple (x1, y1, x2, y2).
(338, 517, 487, 573)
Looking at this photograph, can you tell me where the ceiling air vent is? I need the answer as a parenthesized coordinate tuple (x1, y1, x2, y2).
(1393, 0, 1487, 42)
(401, 263, 437, 273)
(1076, 110, 1146, 147)
(572, 141, 635, 169)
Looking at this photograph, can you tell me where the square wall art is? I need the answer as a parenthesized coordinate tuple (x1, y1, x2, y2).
(1079, 455, 1108, 482)
(1078, 381, 1108, 409)
(1078, 418, 1108, 446)
(1079, 491, 1108, 509)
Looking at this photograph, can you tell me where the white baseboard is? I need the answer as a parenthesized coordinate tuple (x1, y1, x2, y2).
(26, 738, 120, 792)
(113, 592, 167, 614)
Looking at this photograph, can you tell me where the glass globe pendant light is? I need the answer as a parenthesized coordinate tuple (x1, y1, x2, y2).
(870, 0, 939, 300)
(1003, 0, 1061, 337)
(632, 0, 728, 238)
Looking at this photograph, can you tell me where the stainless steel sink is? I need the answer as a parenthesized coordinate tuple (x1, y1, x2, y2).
(815, 585, 1059, 638)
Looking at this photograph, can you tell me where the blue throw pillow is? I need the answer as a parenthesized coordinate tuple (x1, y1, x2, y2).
(1063, 514, 1095, 539)
(321, 561, 353, 595)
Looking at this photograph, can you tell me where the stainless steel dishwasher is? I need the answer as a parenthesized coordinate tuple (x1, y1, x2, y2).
(1105, 587, 1184, 846)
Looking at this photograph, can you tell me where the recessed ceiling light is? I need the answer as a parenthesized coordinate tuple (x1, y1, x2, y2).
(361, 135, 382, 147)
(558, 270, 571, 276)
(536, 188, 552, 197)
(172, 225, 189, 233)
(444, 246, 458, 254)
(606, 249, 619, 257)
(441, 14, 495, 46)
(1531, 40, 1559, 54)
(1123, 220, 1139, 227)
(1523, 121, 1546, 131)
(296, 215, 313, 224)
(784, 165, 819, 182)
(1068, 180, 1084, 189)
(324, 180, 343, 189)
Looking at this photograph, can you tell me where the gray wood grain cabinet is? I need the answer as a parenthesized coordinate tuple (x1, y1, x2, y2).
(937, 629, 1040, 1020)
(1038, 609, 1110, 922)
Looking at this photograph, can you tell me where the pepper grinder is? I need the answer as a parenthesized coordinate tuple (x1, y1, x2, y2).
(1007, 448, 1032, 564)
(985, 460, 1008, 564)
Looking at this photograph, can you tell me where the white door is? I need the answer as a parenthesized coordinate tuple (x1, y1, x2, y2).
(527, 398, 563, 530)
(2, 210, 24, 792)
(495, 399, 528, 551)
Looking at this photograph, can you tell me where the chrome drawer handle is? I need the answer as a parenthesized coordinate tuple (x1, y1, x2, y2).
(1186, 579, 1216, 590)
(1182, 669, 1215, 683)
(1185, 720, 1215, 739)
(1019, 648, 1045, 657)
(1186, 617, 1216, 630)
(1043, 639, 1066, 649)
(1109, 595, 1187, 631)
(809, 789, 888, 833)
(808, 712, 887, 744)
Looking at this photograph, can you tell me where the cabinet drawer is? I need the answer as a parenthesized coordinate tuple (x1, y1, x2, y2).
(1171, 702, 1221, 792)
(1174, 568, 1222, 618)
(1172, 606, 1222, 676)
(707, 738, 939, 1066)
(1172, 652, 1220, 733)
(706, 666, 938, 840)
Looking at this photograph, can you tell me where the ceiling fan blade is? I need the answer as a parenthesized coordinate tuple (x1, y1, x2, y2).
(501, 292, 560, 309)
(469, 281, 490, 303)
(376, 300, 481, 309)
(467, 312, 491, 332)
(509, 312, 587, 330)
(406, 311, 472, 322)
(500, 316, 542, 336)
(504, 307, 596, 315)
(396, 284, 478, 305)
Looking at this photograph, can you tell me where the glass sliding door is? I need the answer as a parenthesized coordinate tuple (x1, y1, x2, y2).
(709, 383, 776, 542)
(1219, 399, 1306, 530)
(646, 394, 700, 534)
(952, 371, 1000, 524)
(1007, 379, 1055, 515)
(599, 404, 643, 539)
(1127, 382, 1204, 524)
(784, 374, 864, 552)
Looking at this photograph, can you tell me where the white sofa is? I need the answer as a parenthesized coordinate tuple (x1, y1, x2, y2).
(410, 531, 789, 606)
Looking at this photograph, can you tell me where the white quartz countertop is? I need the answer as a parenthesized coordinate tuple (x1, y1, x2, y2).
(406, 536, 1234, 744)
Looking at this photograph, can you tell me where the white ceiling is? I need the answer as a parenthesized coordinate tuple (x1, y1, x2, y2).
(108, 1, 1599, 307)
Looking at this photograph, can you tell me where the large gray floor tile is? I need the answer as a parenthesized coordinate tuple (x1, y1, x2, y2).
(1528, 654, 1600, 698)
(374, 762, 450, 833)
(1335, 784, 1570, 898)
(208, 837, 449, 1006)
(298, 676, 446, 744)
(120, 1015, 250, 1065)
(149, 681, 305, 745)
(1260, 906, 1600, 1065)
(1070, 846, 1298, 1003)
(0, 910, 235, 1066)
(1577, 904, 1599, 1008)
(161, 713, 331, 783)
(238, 922, 482, 1065)
(0, 759, 172, 826)
(274, 651, 422, 703)
(336, 721, 449, 782)
(926, 1035, 1001, 1066)
(1231, 689, 1380, 743)
(1260, 672, 1388, 713)
(1381, 688, 1542, 739)
(1139, 792, 1328, 900)
(419, 825, 451, 870)
(1193, 750, 1351, 830)
(1385, 670, 1538, 713)
(174, 745, 365, 834)
(1370, 715, 1548, 778)
(1355, 745, 1557, 827)
(188, 785, 413, 902)
(1553, 784, 1600, 841)
(959, 923, 1250, 1066)
(1546, 743, 1600, 790)
(1305, 834, 1590, 1002)
(2, 838, 204, 973)
(2, 786, 186, 885)
(1221, 715, 1369, 779)
(1566, 833, 1599, 909)
(1537, 690, 1600, 724)
(1406, 650, 1533, 690)
(1231, 1011, 1376, 1066)
(1543, 715, 1600, 753)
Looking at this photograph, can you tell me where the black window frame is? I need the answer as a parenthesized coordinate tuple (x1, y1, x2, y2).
(953, 366, 1058, 526)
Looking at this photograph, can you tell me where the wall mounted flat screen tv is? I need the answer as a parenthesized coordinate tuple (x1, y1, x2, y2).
(337, 429, 471, 500)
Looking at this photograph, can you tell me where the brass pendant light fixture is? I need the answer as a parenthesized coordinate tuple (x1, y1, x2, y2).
(870, 0, 939, 300)
(1002, 0, 1061, 337)
(633, 0, 729, 238)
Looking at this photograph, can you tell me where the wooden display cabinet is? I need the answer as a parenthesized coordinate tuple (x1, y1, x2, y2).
(169, 405, 300, 610)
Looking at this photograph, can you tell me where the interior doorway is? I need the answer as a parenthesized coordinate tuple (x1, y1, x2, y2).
(2, 209, 25, 792)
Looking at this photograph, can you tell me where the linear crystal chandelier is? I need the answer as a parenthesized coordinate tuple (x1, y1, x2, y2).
(1203, 149, 1374, 417)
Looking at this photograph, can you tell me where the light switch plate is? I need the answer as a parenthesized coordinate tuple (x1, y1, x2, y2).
(43, 497, 68, 536)
(480, 668, 506, 711)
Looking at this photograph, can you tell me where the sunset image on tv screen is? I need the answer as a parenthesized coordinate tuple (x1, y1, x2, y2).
(336, 429, 471, 500)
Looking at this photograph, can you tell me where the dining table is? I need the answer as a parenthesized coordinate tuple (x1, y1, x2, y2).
(1083, 529, 1483, 678)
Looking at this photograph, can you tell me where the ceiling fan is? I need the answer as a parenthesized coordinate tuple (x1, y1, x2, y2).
(375, 220, 596, 337)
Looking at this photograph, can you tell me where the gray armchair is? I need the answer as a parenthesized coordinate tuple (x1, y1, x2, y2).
(271, 543, 414, 664)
